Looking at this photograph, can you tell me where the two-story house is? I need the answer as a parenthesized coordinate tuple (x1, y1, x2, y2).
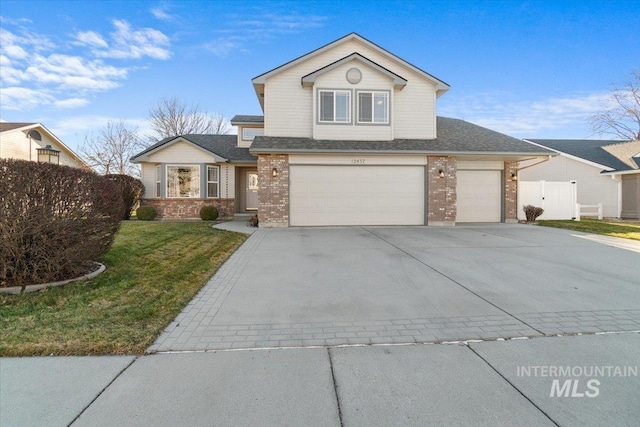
(0, 123, 89, 168)
(132, 33, 553, 225)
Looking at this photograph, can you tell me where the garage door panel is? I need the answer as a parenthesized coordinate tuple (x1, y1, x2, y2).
(456, 170, 502, 223)
(290, 166, 424, 226)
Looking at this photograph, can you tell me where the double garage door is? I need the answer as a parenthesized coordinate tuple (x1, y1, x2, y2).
(289, 165, 502, 226)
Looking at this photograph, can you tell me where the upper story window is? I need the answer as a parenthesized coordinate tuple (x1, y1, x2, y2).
(167, 165, 200, 198)
(357, 91, 389, 124)
(319, 90, 351, 123)
(242, 128, 264, 141)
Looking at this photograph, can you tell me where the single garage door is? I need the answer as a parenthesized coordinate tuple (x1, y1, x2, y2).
(290, 165, 424, 226)
(456, 170, 502, 222)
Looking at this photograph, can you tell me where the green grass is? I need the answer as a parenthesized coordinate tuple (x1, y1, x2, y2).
(0, 222, 247, 356)
(537, 218, 640, 241)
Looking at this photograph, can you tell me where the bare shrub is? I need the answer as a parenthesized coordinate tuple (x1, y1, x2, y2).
(523, 205, 544, 222)
(105, 174, 145, 220)
(0, 159, 123, 288)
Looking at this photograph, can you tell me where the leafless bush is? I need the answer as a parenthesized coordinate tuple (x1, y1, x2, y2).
(0, 159, 123, 288)
(523, 205, 544, 222)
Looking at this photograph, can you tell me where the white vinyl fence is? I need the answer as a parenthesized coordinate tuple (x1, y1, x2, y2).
(518, 180, 577, 220)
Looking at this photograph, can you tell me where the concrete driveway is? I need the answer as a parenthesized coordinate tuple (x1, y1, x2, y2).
(150, 224, 640, 352)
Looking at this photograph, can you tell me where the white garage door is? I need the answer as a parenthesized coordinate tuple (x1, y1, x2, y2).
(456, 170, 502, 222)
(290, 166, 424, 226)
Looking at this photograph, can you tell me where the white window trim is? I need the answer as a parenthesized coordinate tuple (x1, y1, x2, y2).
(155, 164, 161, 198)
(356, 90, 390, 125)
(166, 164, 201, 199)
(318, 89, 351, 124)
(207, 165, 220, 199)
(242, 127, 264, 141)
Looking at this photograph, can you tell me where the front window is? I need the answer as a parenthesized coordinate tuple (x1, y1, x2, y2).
(242, 128, 264, 141)
(319, 90, 350, 123)
(167, 165, 200, 198)
(357, 91, 389, 124)
(207, 166, 219, 198)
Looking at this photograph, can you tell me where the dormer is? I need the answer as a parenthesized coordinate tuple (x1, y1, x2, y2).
(230, 115, 264, 148)
(251, 33, 449, 141)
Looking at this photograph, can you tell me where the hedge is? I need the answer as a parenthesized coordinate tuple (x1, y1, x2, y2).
(105, 174, 145, 220)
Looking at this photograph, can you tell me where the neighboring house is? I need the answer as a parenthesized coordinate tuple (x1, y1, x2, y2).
(0, 122, 89, 169)
(132, 33, 553, 225)
(521, 139, 640, 219)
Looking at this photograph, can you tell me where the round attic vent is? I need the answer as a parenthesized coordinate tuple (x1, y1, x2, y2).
(346, 67, 362, 84)
(27, 129, 42, 141)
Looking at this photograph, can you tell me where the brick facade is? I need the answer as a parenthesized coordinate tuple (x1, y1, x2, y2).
(140, 198, 235, 220)
(427, 156, 457, 225)
(504, 161, 518, 223)
(257, 154, 289, 227)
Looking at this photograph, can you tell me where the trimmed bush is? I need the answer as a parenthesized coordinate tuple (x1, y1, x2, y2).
(105, 174, 145, 220)
(523, 205, 544, 222)
(0, 159, 123, 288)
(200, 205, 219, 221)
(136, 206, 157, 221)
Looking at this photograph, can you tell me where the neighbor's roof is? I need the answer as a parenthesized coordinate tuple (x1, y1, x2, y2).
(601, 140, 640, 169)
(250, 117, 555, 156)
(131, 134, 256, 163)
(524, 139, 633, 171)
(230, 115, 265, 125)
(0, 122, 38, 132)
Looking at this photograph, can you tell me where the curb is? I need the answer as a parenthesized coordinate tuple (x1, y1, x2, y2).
(0, 263, 106, 295)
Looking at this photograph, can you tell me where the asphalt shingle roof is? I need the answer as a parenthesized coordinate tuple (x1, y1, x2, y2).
(0, 122, 36, 132)
(525, 139, 632, 171)
(250, 117, 554, 155)
(230, 115, 264, 124)
(131, 134, 256, 163)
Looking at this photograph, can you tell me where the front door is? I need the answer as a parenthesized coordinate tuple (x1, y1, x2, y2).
(245, 171, 258, 211)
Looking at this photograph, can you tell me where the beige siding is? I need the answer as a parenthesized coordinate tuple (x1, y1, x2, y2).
(0, 129, 83, 167)
(313, 62, 394, 140)
(264, 39, 437, 140)
(289, 154, 426, 165)
(519, 155, 620, 217)
(145, 140, 219, 163)
(621, 174, 640, 219)
(236, 125, 264, 148)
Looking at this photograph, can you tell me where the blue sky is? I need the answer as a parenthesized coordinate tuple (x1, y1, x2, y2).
(1, 0, 639, 153)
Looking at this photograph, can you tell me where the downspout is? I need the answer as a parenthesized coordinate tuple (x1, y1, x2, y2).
(612, 173, 622, 218)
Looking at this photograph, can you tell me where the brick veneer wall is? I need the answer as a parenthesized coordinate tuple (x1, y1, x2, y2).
(504, 161, 518, 223)
(427, 156, 457, 225)
(257, 154, 289, 227)
(140, 198, 235, 220)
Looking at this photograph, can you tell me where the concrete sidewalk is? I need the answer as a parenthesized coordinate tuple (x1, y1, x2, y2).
(2, 333, 639, 426)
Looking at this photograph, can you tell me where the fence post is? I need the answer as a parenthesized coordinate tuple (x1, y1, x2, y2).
(597, 204, 603, 220)
(575, 204, 581, 221)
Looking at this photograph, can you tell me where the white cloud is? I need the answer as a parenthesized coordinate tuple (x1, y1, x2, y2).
(151, 3, 175, 21)
(439, 92, 614, 138)
(99, 20, 171, 60)
(74, 30, 108, 48)
(54, 98, 90, 108)
(0, 87, 54, 111)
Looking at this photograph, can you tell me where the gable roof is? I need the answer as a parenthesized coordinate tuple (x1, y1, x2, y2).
(301, 53, 407, 89)
(524, 139, 633, 171)
(230, 115, 265, 125)
(250, 117, 554, 157)
(0, 122, 90, 168)
(601, 140, 640, 169)
(251, 33, 450, 109)
(130, 134, 256, 163)
(0, 122, 37, 132)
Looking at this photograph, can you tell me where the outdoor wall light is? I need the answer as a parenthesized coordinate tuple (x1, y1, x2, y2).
(511, 173, 518, 181)
(36, 145, 60, 164)
(438, 169, 445, 178)
(272, 167, 278, 178)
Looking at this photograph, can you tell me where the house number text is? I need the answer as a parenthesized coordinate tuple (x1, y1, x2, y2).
(351, 158, 366, 164)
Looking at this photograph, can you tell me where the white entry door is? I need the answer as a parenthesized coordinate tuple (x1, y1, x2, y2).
(456, 170, 502, 222)
(290, 166, 424, 226)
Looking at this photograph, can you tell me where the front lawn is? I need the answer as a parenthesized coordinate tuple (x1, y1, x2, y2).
(537, 218, 640, 241)
(0, 222, 247, 356)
